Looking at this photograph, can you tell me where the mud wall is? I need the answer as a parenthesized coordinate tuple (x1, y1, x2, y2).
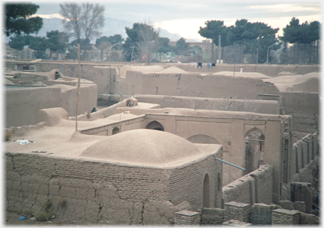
(282, 92, 319, 133)
(116, 71, 280, 99)
(5, 84, 97, 127)
(168, 152, 223, 209)
(135, 95, 280, 114)
(6, 152, 221, 225)
(5, 61, 318, 97)
(178, 64, 319, 76)
(5, 87, 62, 127)
(290, 133, 319, 185)
(222, 164, 274, 205)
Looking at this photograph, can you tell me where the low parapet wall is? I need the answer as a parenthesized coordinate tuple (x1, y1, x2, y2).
(135, 94, 280, 114)
(178, 64, 319, 76)
(222, 164, 273, 206)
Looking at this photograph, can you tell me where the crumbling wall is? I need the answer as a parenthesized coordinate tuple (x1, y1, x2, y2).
(282, 92, 319, 133)
(135, 95, 279, 114)
(222, 165, 273, 205)
(290, 132, 319, 184)
(6, 152, 218, 225)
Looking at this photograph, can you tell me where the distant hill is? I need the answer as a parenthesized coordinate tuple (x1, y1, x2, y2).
(36, 17, 182, 42)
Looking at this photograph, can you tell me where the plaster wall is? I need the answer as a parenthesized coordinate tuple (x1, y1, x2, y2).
(282, 92, 319, 133)
(5, 150, 221, 225)
(135, 95, 280, 114)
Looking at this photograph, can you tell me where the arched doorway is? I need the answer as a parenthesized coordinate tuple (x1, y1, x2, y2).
(244, 128, 265, 173)
(203, 174, 210, 208)
(145, 121, 164, 131)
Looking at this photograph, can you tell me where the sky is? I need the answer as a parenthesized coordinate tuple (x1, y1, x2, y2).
(4, 0, 323, 40)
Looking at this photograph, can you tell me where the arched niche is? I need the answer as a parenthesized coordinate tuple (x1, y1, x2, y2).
(203, 173, 210, 208)
(187, 134, 220, 144)
(244, 127, 265, 173)
(145, 121, 164, 131)
(112, 127, 120, 135)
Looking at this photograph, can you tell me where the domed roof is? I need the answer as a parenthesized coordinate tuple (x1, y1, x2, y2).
(80, 129, 203, 167)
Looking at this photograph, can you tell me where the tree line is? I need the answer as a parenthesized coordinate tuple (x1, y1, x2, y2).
(198, 18, 320, 64)
(5, 2, 320, 64)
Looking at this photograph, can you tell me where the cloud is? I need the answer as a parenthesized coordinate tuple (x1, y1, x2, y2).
(33, 14, 65, 19)
(248, 4, 320, 13)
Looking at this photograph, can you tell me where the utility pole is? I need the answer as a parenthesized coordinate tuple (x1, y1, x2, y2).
(256, 48, 259, 64)
(218, 35, 221, 63)
(131, 44, 134, 62)
(75, 44, 81, 131)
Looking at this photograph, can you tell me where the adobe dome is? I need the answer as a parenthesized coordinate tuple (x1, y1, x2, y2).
(80, 129, 203, 167)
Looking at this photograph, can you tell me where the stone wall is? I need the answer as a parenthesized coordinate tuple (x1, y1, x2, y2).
(135, 94, 280, 114)
(282, 92, 319, 133)
(6, 151, 221, 225)
(222, 164, 273, 205)
(198, 201, 319, 225)
(272, 209, 300, 225)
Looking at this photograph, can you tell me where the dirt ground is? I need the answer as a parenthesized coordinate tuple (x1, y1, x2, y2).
(4, 211, 94, 226)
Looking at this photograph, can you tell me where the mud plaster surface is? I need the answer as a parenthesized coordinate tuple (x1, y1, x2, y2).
(5, 108, 221, 168)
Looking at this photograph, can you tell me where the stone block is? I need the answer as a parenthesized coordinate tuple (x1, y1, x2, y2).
(278, 200, 295, 210)
(224, 201, 250, 223)
(299, 212, 319, 225)
(272, 209, 300, 225)
(290, 182, 313, 213)
(251, 203, 273, 225)
(201, 208, 224, 225)
(175, 210, 200, 225)
(293, 201, 306, 213)
(223, 219, 252, 226)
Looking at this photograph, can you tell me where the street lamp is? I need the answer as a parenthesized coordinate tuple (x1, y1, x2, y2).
(267, 42, 279, 64)
(109, 41, 125, 63)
